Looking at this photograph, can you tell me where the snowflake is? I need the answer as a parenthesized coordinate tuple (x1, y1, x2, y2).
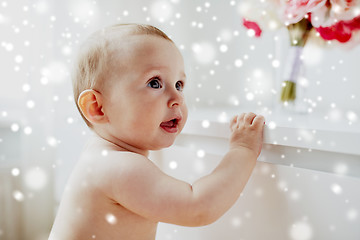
(169, 161, 178, 170)
(13, 190, 25, 202)
(331, 183, 342, 195)
(192, 42, 216, 65)
(11, 168, 20, 176)
(201, 120, 210, 128)
(289, 221, 313, 240)
(25, 167, 47, 190)
(196, 149, 205, 158)
(150, 0, 173, 22)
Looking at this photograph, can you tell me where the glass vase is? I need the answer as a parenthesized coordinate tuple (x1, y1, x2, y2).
(279, 45, 308, 113)
(278, 18, 312, 114)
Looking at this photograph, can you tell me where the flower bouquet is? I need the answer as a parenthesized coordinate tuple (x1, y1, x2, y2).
(240, 0, 360, 109)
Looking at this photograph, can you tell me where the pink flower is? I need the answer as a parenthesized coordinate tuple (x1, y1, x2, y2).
(281, 0, 360, 45)
(310, 0, 360, 27)
(315, 15, 360, 43)
(241, 0, 360, 47)
(242, 19, 262, 37)
(283, 0, 360, 26)
(282, 0, 327, 24)
(239, 0, 283, 32)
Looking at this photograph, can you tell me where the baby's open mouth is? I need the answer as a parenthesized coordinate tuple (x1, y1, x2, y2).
(160, 118, 180, 133)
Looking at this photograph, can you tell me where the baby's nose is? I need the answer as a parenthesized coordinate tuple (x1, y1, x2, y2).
(168, 91, 184, 108)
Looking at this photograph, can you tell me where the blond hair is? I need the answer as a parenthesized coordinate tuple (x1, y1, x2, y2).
(72, 23, 173, 128)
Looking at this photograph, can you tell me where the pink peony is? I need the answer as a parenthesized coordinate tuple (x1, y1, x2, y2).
(239, 0, 283, 33)
(310, 0, 360, 27)
(315, 15, 360, 43)
(241, 0, 360, 46)
(282, 0, 327, 24)
(282, 0, 360, 26)
(277, 0, 360, 44)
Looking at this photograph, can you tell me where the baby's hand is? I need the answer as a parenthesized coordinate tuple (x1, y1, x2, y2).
(229, 112, 265, 157)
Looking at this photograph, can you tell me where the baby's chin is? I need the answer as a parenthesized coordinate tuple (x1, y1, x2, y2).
(150, 136, 178, 150)
(152, 142, 174, 151)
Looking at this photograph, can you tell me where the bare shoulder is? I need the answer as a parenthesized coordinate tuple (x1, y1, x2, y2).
(51, 139, 160, 240)
(78, 138, 160, 197)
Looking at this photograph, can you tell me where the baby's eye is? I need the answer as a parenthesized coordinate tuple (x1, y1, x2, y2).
(175, 81, 184, 91)
(147, 78, 162, 89)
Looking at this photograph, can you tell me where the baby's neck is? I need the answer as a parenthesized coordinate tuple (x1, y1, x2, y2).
(91, 132, 150, 157)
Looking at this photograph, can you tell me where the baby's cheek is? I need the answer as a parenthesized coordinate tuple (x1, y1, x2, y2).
(182, 105, 189, 121)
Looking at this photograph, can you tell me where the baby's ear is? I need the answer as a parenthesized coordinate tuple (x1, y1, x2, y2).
(78, 89, 108, 125)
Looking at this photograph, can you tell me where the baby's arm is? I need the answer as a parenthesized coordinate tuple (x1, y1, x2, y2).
(103, 112, 264, 226)
(189, 112, 264, 223)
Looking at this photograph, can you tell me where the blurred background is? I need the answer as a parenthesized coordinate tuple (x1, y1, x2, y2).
(0, 0, 359, 239)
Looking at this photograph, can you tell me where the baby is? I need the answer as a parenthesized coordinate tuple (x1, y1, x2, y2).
(49, 23, 265, 240)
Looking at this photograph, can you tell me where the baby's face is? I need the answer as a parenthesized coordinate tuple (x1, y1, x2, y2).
(101, 34, 188, 151)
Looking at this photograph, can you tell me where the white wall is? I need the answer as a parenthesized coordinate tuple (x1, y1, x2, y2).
(0, 0, 359, 239)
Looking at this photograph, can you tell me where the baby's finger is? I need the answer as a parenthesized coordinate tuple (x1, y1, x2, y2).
(231, 115, 237, 124)
(230, 115, 238, 131)
(244, 112, 257, 125)
(237, 113, 245, 123)
(236, 113, 246, 128)
(252, 115, 265, 128)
